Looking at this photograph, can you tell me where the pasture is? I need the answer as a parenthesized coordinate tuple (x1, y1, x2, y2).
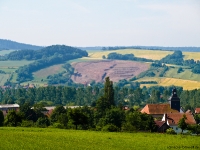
(0, 127, 199, 150)
(33, 64, 65, 79)
(0, 60, 33, 68)
(0, 74, 10, 85)
(0, 49, 16, 55)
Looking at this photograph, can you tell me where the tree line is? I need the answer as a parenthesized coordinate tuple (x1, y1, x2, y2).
(159, 51, 200, 74)
(0, 77, 157, 132)
(105, 52, 153, 62)
(1, 79, 200, 111)
(10, 45, 88, 83)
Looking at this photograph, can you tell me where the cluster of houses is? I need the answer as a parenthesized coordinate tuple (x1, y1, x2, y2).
(141, 88, 198, 133)
(0, 88, 199, 133)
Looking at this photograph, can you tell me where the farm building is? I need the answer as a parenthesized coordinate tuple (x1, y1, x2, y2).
(155, 120, 170, 133)
(0, 104, 20, 116)
(162, 113, 196, 134)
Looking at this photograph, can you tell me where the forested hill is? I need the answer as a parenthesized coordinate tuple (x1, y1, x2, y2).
(14, 45, 88, 82)
(5, 45, 88, 60)
(0, 39, 43, 50)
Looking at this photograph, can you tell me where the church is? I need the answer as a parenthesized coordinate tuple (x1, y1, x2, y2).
(141, 88, 196, 133)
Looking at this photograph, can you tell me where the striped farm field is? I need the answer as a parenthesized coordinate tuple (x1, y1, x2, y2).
(88, 49, 173, 60)
(138, 77, 200, 90)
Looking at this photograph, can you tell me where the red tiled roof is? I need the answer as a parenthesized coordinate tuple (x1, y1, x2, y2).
(141, 104, 179, 114)
(185, 110, 192, 114)
(155, 121, 166, 128)
(166, 113, 196, 125)
(195, 108, 200, 114)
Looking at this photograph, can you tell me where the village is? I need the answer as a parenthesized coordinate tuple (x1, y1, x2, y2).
(1, 88, 199, 134)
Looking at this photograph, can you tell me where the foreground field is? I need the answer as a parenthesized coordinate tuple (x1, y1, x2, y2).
(0, 127, 199, 150)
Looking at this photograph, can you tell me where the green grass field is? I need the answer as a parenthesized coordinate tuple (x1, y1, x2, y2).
(0, 60, 33, 68)
(0, 74, 10, 85)
(0, 49, 16, 55)
(0, 127, 199, 150)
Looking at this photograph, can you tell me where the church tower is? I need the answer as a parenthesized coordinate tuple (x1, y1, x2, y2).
(168, 88, 180, 112)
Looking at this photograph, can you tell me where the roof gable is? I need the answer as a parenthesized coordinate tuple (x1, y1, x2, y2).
(141, 104, 179, 114)
(166, 113, 196, 125)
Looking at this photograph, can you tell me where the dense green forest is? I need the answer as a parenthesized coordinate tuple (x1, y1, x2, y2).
(0, 39, 43, 50)
(10, 45, 88, 82)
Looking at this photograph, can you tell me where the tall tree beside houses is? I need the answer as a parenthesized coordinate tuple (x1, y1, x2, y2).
(96, 77, 115, 113)
(178, 114, 188, 134)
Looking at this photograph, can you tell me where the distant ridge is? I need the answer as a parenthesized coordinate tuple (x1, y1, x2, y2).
(0, 39, 43, 50)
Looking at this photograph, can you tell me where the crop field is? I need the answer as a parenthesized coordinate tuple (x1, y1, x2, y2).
(88, 49, 173, 60)
(183, 52, 200, 61)
(71, 60, 149, 84)
(0, 127, 199, 150)
(0, 74, 10, 85)
(0, 60, 33, 68)
(137, 77, 200, 90)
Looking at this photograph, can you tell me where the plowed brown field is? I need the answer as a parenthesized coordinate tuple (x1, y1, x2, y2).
(71, 60, 149, 84)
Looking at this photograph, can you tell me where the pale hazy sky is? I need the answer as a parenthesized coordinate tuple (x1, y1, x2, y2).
(0, 0, 200, 47)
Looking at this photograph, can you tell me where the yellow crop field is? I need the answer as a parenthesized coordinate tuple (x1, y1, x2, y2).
(89, 49, 173, 60)
(89, 49, 200, 61)
(183, 52, 200, 61)
(137, 77, 200, 90)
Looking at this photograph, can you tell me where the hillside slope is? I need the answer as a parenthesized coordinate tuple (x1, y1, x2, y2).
(0, 39, 43, 50)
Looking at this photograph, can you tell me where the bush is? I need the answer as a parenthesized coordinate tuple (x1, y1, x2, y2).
(21, 120, 34, 127)
(52, 123, 65, 129)
(102, 124, 119, 132)
(166, 128, 176, 135)
(36, 117, 50, 128)
(121, 123, 136, 132)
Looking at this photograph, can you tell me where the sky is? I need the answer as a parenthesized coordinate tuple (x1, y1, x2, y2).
(0, 0, 200, 47)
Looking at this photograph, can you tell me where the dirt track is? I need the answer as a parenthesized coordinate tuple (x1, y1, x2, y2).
(71, 60, 149, 84)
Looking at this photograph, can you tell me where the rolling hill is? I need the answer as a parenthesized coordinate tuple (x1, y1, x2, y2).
(1, 43, 200, 90)
(0, 39, 43, 50)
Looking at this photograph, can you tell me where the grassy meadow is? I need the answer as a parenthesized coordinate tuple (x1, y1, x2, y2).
(0, 74, 10, 85)
(0, 127, 199, 150)
(0, 49, 16, 55)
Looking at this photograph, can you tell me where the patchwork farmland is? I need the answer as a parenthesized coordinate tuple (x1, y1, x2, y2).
(71, 60, 149, 84)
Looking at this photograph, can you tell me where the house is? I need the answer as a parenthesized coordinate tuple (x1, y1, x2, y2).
(141, 88, 184, 119)
(195, 108, 200, 114)
(141, 103, 179, 119)
(0, 104, 20, 116)
(155, 120, 170, 133)
(162, 113, 196, 133)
